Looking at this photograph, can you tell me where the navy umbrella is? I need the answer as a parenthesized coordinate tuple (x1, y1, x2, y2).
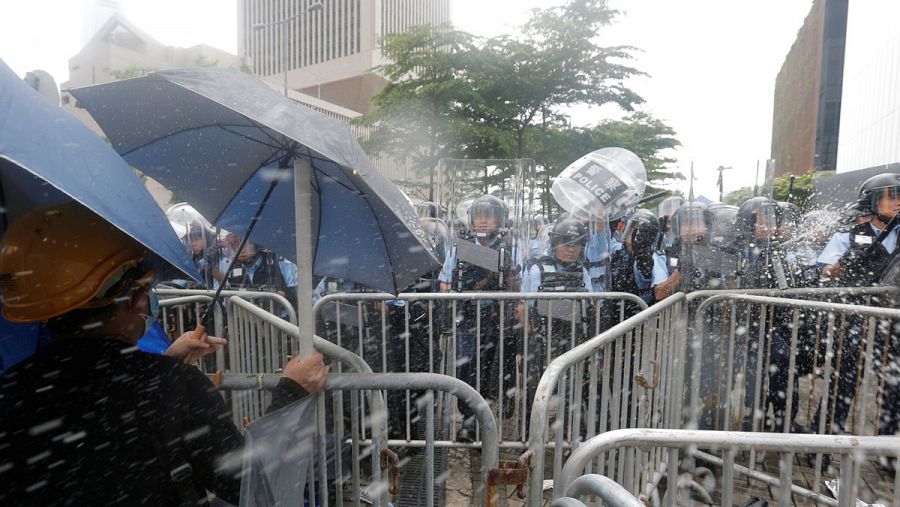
(71, 68, 438, 353)
(0, 58, 197, 280)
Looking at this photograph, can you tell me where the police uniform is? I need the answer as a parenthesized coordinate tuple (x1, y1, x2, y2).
(814, 221, 900, 434)
(441, 234, 513, 439)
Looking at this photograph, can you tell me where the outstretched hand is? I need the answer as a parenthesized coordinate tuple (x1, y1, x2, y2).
(165, 330, 227, 364)
(283, 352, 330, 394)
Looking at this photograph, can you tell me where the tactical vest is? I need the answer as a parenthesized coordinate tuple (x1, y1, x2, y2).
(840, 222, 900, 285)
(453, 236, 511, 292)
(534, 256, 588, 292)
(741, 245, 796, 290)
(226, 251, 287, 293)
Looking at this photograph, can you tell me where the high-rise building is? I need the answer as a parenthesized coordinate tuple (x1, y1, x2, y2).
(238, 0, 451, 114)
(835, 1, 900, 173)
(770, 0, 848, 177)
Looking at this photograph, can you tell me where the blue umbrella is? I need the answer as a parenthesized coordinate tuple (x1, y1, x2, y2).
(71, 68, 438, 353)
(0, 58, 197, 280)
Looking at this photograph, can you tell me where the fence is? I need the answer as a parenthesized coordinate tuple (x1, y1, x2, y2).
(556, 428, 900, 507)
(690, 292, 900, 435)
(312, 291, 648, 449)
(522, 287, 899, 506)
(218, 370, 501, 507)
(524, 294, 687, 505)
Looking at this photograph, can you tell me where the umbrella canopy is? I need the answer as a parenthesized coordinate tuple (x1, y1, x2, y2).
(0, 59, 197, 280)
(71, 68, 437, 294)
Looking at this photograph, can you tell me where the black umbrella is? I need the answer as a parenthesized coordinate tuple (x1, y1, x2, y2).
(72, 68, 438, 353)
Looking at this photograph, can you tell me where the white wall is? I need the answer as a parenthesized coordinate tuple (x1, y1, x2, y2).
(836, 1, 900, 173)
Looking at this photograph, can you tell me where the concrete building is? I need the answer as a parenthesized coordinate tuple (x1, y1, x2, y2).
(770, 0, 848, 177)
(62, 13, 245, 92)
(835, 1, 900, 173)
(238, 0, 451, 114)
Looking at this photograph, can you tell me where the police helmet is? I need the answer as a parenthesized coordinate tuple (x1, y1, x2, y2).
(419, 218, 452, 261)
(622, 209, 660, 251)
(857, 173, 900, 218)
(671, 203, 710, 242)
(416, 201, 440, 219)
(657, 196, 685, 219)
(467, 195, 507, 235)
(776, 202, 801, 227)
(706, 204, 739, 249)
(549, 218, 588, 249)
(736, 197, 779, 245)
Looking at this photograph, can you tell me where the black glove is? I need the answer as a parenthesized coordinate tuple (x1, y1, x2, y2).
(839, 242, 891, 286)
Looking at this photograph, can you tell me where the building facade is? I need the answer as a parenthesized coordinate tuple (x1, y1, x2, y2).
(835, 1, 900, 173)
(770, 0, 848, 177)
(238, 0, 450, 113)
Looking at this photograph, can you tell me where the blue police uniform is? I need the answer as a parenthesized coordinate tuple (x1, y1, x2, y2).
(817, 224, 898, 265)
(814, 222, 900, 435)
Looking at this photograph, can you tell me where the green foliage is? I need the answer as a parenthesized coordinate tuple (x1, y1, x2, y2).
(723, 186, 756, 207)
(353, 24, 484, 197)
(724, 172, 821, 210)
(356, 0, 647, 193)
(525, 112, 681, 209)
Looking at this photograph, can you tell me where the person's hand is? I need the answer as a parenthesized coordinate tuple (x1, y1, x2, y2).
(283, 352, 330, 394)
(165, 330, 227, 364)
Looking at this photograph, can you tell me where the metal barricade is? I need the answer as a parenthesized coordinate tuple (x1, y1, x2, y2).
(218, 370, 502, 507)
(157, 294, 224, 372)
(156, 288, 297, 324)
(219, 295, 391, 507)
(313, 291, 647, 449)
(557, 428, 900, 507)
(524, 294, 686, 506)
(689, 293, 900, 435)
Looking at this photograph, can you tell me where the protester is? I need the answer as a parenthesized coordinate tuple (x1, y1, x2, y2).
(0, 202, 329, 505)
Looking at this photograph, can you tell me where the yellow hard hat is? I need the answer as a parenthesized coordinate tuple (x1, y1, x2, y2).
(0, 202, 150, 323)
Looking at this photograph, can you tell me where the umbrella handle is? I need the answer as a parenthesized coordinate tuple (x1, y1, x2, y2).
(192, 324, 207, 341)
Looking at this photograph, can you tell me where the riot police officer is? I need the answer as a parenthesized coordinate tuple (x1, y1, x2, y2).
(735, 197, 807, 431)
(438, 194, 515, 442)
(815, 173, 900, 437)
(820, 173, 900, 285)
(736, 197, 795, 290)
(609, 209, 660, 309)
(518, 218, 594, 421)
(656, 195, 685, 250)
(216, 235, 299, 310)
(654, 203, 724, 296)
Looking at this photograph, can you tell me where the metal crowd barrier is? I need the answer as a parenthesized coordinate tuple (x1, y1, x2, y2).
(313, 291, 647, 450)
(217, 296, 391, 507)
(217, 370, 501, 507)
(690, 293, 900, 433)
(524, 294, 687, 506)
(157, 294, 223, 372)
(556, 428, 900, 507)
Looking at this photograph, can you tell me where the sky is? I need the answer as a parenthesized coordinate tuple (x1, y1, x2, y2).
(0, 0, 814, 201)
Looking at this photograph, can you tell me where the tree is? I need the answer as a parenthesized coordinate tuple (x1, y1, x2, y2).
(472, 0, 644, 157)
(525, 112, 681, 212)
(353, 25, 489, 199)
(723, 173, 821, 210)
(356, 0, 646, 197)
